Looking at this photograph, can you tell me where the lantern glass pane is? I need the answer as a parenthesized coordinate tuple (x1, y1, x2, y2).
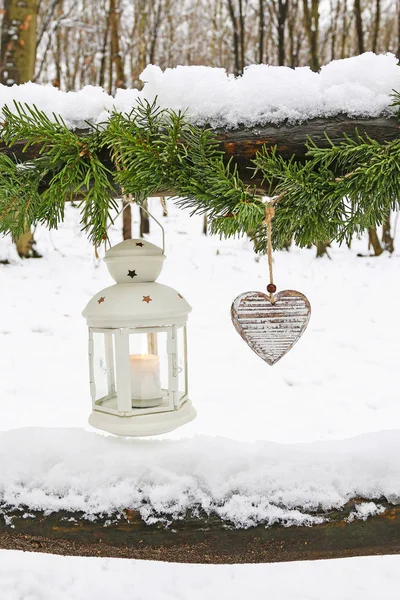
(176, 325, 188, 402)
(127, 330, 169, 407)
(92, 332, 116, 402)
(157, 332, 169, 391)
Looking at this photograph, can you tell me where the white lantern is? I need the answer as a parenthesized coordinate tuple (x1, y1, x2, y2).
(82, 238, 196, 436)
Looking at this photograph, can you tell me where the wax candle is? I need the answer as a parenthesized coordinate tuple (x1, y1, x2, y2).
(129, 354, 162, 407)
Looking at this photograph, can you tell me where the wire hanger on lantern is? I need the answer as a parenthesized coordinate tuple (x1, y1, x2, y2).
(105, 200, 166, 255)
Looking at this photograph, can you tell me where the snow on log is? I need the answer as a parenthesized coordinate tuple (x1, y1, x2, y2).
(0, 53, 399, 129)
(1, 429, 400, 561)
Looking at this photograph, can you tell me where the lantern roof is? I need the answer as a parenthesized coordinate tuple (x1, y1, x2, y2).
(105, 238, 164, 259)
(83, 238, 191, 326)
(104, 239, 166, 284)
(82, 282, 192, 327)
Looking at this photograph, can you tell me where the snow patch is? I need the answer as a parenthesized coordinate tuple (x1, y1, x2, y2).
(0, 235, 21, 264)
(139, 53, 400, 127)
(0, 53, 398, 128)
(347, 502, 386, 522)
(0, 428, 399, 528)
(2, 551, 400, 600)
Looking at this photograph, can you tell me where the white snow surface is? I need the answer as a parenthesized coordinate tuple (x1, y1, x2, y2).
(0, 427, 398, 526)
(1, 202, 400, 526)
(347, 501, 386, 523)
(1, 551, 400, 600)
(0, 52, 399, 128)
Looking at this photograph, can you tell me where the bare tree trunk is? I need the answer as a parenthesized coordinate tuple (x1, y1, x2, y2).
(368, 227, 384, 256)
(372, 0, 380, 53)
(277, 0, 288, 66)
(140, 200, 150, 237)
(288, 0, 300, 67)
(341, 0, 349, 58)
(0, 0, 37, 85)
(99, 8, 110, 88)
(382, 212, 394, 253)
(397, 0, 400, 59)
(109, 0, 128, 239)
(130, 0, 148, 88)
(14, 230, 40, 258)
(149, 0, 163, 64)
(238, 0, 245, 73)
(316, 240, 330, 258)
(303, 0, 325, 256)
(71, 31, 82, 89)
(122, 201, 132, 240)
(303, 0, 320, 72)
(109, 0, 125, 90)
(203, 215, 208, 235)
(53, 0, 63, 88)
(330, 0, 341, 61)
(63, 24, 71, 88)
(160, 197, 168, 217)
(35, 0, 59, 53)
(354, 0, 364, 54)
(259, 0, 265, 63)
(227, 0, 241, 75)
(0, 0, 40, 258)
(107, 23, 113, 95)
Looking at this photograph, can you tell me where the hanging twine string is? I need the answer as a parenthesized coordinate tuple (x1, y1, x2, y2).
(263, 192, 286, 302)
(265, 204, 275, 284)
(264, 203, 276, 303)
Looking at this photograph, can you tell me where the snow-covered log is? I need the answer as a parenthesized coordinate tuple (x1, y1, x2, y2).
(1, 500, 400, 563)
(1, 427, 400, 563)
(0, 116, 398, 192)
(0, 53, 399, 191)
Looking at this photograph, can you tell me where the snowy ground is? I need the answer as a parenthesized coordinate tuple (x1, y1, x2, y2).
(2, 551, 400, 600)
(1, 201, 400, 597)
(1, 201, 400, 442)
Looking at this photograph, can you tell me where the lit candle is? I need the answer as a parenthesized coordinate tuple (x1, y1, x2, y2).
(129, 354, 162, 407)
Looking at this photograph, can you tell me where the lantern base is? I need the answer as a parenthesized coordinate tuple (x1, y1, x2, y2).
(88, 400, 196, 437)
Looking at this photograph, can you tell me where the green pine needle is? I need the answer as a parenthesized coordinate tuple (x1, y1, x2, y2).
(0, 97, 400, 252)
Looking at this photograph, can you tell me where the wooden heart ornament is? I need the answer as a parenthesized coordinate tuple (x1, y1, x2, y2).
(231, 290, 311, 365)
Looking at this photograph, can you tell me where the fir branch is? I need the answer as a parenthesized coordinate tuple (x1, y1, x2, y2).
(252, 134, 400, 251)
(0, 156, 43, 239)
(0, 103, 117, 245)
(0, 98, 400, 253)
(103, 100, 261, 235)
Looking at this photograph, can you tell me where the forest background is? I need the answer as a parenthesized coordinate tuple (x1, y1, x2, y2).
(1, 0, 398, 90)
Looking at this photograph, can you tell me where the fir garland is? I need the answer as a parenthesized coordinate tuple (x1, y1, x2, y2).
(0, 97, 399, 252)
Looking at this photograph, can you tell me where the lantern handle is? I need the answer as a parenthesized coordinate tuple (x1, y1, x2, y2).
(109, 200, 166, 254)
(139, 203, 166, 255)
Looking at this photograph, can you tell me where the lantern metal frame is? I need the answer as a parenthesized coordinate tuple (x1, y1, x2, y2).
(88, 324, 189, 418)
(82, 229, 196, 436)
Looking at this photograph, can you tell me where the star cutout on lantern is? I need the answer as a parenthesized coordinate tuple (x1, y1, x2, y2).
(97, 297, 105, 304)
(136, 242, 144, 247)
(142, 295, 152, 304)
(127, 270, 137, 278)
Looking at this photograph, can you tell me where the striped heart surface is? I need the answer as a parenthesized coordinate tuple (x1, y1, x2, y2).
(231, 290, 311, 365)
